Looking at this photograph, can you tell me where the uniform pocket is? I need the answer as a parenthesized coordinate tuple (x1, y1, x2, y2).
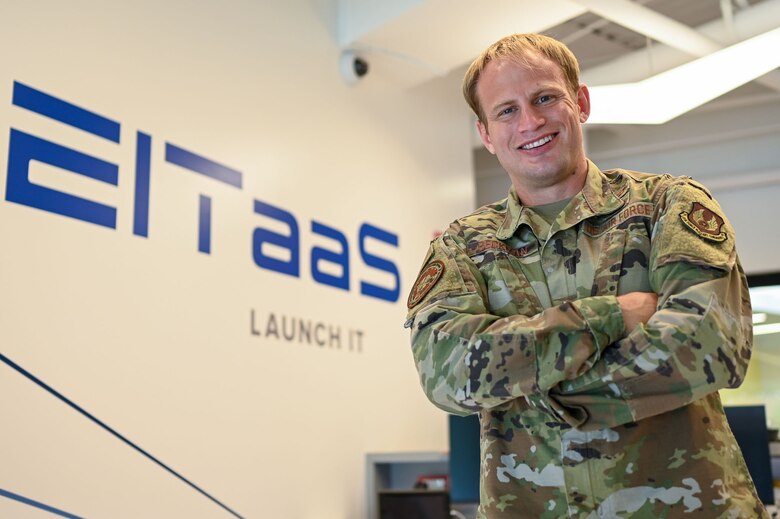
(478, 252, 544, 317)
(587, 226, 652, 298)
(587, 229, 626, 297)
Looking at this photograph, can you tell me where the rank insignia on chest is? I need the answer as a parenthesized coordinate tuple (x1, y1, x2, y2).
(680, 201, 727, 242)
(407, 260, 445, 308)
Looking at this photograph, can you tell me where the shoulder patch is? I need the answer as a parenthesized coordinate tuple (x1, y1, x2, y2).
(680, 202, 726, 242)
(407, 260, 445, 309)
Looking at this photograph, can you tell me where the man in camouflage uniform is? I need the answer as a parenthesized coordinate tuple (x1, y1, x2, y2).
(405, 34, 766, 518)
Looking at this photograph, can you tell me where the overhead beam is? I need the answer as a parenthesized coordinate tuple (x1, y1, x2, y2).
(587, 27, 780, 124)
(582, 0, 780, 91)
(571, 0, 721, 56)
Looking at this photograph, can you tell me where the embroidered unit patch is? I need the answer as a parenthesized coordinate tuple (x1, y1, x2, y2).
(680, 202, 726, 242)
(407, 260, 445, 308)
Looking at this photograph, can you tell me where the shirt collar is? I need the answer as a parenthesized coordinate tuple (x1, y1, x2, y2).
(496, 160, 625, 240)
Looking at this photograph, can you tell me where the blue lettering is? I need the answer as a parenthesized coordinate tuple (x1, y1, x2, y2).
(12, 80, 120, 142)
(199, 195, 212, 254)
(310, 221, 349, 291)
(133, 131, 151, 237)
(6, 81, 121, 228)
(165, 143, 243, 254)
(5, 81, 404, 301)
(359, 223, 400, 302)
(252, 199, 300, 277)
(6, 130, 118, 228)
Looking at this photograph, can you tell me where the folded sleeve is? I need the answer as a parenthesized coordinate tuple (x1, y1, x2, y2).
(548, 179, 752, 431)
(406, 232, 625, 416)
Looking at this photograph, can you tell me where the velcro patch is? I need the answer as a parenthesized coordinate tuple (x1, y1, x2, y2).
(407, 260, 445, 309)
(680, 202, 726, 242)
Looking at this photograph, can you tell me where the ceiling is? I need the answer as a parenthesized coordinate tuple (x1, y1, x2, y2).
(337, 0, 780, 119)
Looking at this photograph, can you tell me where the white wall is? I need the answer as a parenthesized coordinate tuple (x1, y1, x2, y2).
(0, 1, 475, 518)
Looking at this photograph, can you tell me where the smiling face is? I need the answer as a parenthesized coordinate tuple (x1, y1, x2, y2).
(476, 54, 591, 206)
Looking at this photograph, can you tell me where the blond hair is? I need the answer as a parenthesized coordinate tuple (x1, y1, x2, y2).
(463, 34, 581, 123)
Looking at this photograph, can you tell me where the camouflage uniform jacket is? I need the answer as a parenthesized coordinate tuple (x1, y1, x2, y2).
(405, 162, 765, 518)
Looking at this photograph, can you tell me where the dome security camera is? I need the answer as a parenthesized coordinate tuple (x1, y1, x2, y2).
(340, 50, 369, 85)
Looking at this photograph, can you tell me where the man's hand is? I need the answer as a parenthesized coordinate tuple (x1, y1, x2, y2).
(617, 292, 658, 335)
